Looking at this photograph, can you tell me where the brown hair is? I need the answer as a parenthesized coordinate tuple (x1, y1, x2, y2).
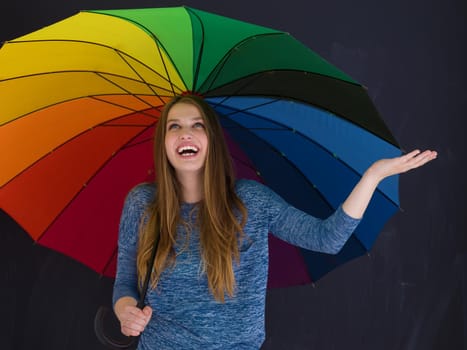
(136, 94, 248, 302)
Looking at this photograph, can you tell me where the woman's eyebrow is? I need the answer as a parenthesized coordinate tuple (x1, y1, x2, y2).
(167, 116, 203, 122)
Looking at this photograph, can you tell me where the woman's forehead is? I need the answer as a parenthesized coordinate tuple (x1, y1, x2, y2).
(167, 102, 203, 120)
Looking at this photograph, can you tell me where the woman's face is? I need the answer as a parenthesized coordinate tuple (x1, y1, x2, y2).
(164, 102, 208, 178)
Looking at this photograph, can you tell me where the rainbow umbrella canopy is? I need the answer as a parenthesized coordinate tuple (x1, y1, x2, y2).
(0, 7, 401, 286)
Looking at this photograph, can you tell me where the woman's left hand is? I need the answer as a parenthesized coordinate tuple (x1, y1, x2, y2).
(342, 149, 437, 219)
(366, 149, 438, 182)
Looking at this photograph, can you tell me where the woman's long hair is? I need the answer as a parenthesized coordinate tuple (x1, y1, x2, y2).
(136, 94, 248, 302)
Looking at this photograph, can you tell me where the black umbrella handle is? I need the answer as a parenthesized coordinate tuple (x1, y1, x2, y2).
(94, 235, 160, 349)
(94, 306, 138, 349)
(136, 234, 159, 309)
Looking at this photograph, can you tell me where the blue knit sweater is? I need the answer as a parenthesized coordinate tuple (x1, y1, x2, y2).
(113, 179, 360, 349)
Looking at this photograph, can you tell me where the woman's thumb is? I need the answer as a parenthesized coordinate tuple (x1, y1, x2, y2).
(142, 305, 152, 318)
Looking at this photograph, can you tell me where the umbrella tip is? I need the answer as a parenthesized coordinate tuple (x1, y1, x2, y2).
(181, 90, 204, 98)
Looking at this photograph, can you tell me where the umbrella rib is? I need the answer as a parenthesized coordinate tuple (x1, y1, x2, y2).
(89, 95, 163, 119)
(204, 69, 365, 103)
(0, 70, 175, 126)
(120, 137, 153, 150)
(6, 38, 184, 93)
(204, 70, 399, 147)
(200, 31, 360, 95)
(220, 113, 335, 212)
(152, 41, 179, 96)
(200, 32, 286, 93)
(113, 50, 175, 105)
(209, 76, 282, 107)
(1, 94, 162, 129)
(217, 102, 398, 207)
(229, 153, 261, 177)
(137, 35, 187, 93)
(210, 94, 281, 115)
(111, 46, 184, 94)
(77, 13, 186, 94)
(101, 247, 118, 277)
(204, 67, 362, 96)
(1, 107, 156, 188)
(0, 69, 178, 88)
(94, 71, 169, 109)
(33, 124, 156, 242)
(206, 71, 386, 150)
(186, 8, 205, 92)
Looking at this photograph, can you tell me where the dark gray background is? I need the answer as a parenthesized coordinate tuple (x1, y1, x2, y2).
(1, 0, 465, 349)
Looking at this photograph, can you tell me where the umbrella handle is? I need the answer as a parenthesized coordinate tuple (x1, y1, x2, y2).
(94, 305, 138, 349)
(95, 234, 160, 349)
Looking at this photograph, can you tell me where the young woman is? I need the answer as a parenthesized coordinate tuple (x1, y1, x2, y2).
(112, 94, 437, 349)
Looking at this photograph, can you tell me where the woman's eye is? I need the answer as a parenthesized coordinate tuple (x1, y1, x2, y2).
(193, 122, 205, 129)
(168, 123, 180, 130)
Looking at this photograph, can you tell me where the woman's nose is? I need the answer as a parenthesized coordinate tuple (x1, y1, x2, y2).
(179, 128, 193, 139)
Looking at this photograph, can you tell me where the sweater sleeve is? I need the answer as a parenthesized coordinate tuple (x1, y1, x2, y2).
(271, 204, 361, 254)
(241, 180, 361, 255)
(112, 184, 154, 307)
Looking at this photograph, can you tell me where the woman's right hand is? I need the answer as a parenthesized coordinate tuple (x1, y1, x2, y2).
(114, 297, 153, 336)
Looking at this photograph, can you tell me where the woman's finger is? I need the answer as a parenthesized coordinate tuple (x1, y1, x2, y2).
(405, 150, 437, 170)
(119, 306, 152, 336)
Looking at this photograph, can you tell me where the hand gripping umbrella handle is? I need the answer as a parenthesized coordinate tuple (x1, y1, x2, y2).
(94, 234, 160, 349)
(94, 306, 138, 349)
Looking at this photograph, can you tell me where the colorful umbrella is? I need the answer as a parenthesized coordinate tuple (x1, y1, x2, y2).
(0, 6, 401, 286)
